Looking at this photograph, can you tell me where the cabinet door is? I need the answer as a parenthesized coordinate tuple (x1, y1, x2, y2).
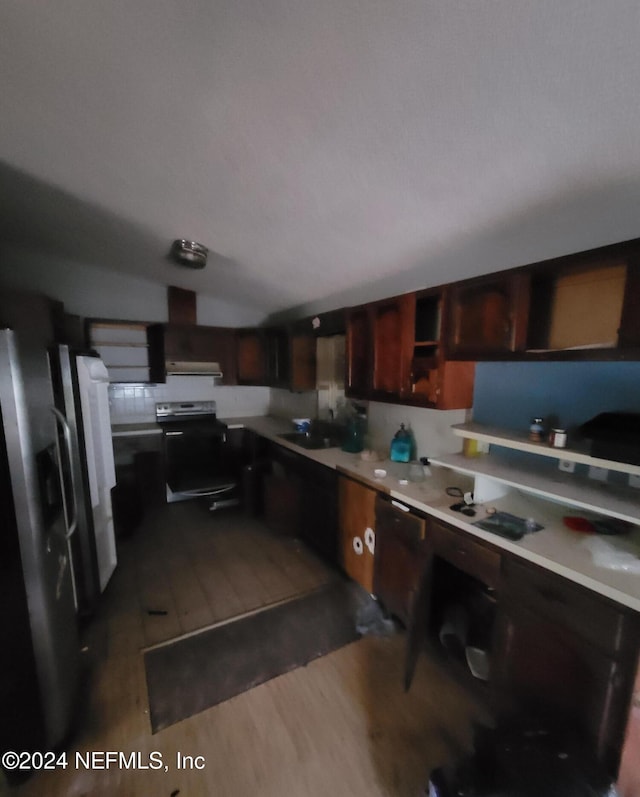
(265, 327, 290, 387)
(446, 272, 530, 358)
(338, 476, 376, 592)
(496, 558, 640, 772)
(617, 657, 640, 797)
(410, 359, 475, 410)
(494, 602, 631, 771)
(300, 475, 338, 564)
(236, 329, 267, 385)
(370, 294, 413, 399)
(345, 305, 371, 398)
(373, 497, 427, 625)
(290, 333, 316, 391)
(618, 260, 640, 349)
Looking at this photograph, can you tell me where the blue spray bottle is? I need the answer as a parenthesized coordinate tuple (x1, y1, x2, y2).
(390, 423, 412, 463)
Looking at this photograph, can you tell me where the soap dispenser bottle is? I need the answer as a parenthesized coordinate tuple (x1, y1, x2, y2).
(390, 423, 412, 463)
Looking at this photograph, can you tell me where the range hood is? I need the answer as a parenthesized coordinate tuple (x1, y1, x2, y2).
(166, 361, 224, 382)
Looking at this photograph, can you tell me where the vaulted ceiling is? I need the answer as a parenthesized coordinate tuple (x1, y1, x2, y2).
(2, 1, 640, 317)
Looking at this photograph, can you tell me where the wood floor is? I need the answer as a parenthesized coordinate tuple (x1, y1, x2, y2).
(11, 501, 487, 797)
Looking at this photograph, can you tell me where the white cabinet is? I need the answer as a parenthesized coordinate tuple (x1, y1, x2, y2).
(431, 422, 640, 526)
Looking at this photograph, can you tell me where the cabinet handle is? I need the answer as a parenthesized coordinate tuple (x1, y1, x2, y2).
(455, 547, 467, 556)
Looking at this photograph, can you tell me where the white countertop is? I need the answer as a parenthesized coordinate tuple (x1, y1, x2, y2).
(226, 415, 640, 613)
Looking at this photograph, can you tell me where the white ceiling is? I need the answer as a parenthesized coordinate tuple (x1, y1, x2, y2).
(2, 1, 640, 318)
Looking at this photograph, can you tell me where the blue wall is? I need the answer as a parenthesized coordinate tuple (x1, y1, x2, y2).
(473, 361, 640, 434)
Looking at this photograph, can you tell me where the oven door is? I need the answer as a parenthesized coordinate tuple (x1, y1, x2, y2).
(162, 419, 236, 502)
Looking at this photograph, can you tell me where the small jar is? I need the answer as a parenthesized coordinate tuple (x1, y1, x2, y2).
(549, 428, 567, 448)
(529, 417, 545, 442)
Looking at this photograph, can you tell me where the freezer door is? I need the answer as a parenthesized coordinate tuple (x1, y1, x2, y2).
(76, 355, 117, 592)
(0, 328, 79, 750)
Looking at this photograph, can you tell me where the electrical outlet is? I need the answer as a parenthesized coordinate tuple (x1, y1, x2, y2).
(588, 465, 609, 482)
(629, 473, 640, 489)
(558, 459, 575, 473)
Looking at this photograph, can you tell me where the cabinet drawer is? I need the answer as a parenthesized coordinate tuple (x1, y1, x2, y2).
(430, 519, 501, 588)
(504, 558, 637, 657)
(375, 497, 426, 547)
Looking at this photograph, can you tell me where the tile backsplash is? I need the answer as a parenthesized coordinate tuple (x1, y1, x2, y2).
(108, 380, 469, 463)
(366, 401, 469, 460)
(108, 384, 157, 424)
(108, 376, 271, 424)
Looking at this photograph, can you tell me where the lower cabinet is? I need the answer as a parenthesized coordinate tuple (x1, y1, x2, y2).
(262, 442, 338, 564)
(338, 475, 376, 592)
(373, 495, 428, 626)
(400, 516, 639, 776)
(257, 447, 640, 777)
(617, 659, 640, 796)
(493, 557, 640, 774)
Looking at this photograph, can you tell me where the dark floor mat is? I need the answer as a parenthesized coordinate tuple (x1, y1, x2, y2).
(144, 579, 370, 733)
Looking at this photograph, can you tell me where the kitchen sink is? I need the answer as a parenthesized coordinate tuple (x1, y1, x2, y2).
(277, 428, 343, 450)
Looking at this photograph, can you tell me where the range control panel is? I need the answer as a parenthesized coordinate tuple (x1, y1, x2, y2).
(155, 401, 217, 419)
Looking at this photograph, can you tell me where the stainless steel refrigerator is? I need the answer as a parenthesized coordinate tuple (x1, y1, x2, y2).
(0, 325, 79, 755)
(49, 345, 117, 615)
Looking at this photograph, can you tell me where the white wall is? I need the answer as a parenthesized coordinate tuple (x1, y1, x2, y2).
(268, 388, 318, 421)
(0, 243, 266, 326)
(366, 401, 468, 461)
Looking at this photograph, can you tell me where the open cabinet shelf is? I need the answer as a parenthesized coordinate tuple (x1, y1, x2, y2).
(451, 422, 640, 477)
(430, 452, 640, 525)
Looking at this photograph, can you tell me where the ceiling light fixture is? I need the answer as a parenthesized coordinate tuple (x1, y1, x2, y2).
(171, 239, 208, 269)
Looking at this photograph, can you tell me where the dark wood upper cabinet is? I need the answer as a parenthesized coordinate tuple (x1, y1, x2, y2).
(445, 272, 530, 358)
(236, 329, 268, 385)
(265, 327, 290, 388)
(345, 305, 370, 398)
(370, 294, 414, 399)
(444, 237, 640, 361)
(346, 291, 475, 408)
(148, 323, 237, 384)
(407, 288, 475, 409)
(526, 256, 629, 355)
(289, 332, 316, 391)
(345, 294, 413, 401)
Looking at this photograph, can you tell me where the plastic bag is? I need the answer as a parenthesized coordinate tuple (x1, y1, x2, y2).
(355, 598, 397, 636)
(582, 535, 640, 574)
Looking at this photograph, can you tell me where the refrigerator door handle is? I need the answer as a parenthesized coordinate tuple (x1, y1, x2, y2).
(50, 406, 78, 540)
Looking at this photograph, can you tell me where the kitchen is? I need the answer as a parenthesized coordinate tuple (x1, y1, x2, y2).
(2, 2, 640, 795)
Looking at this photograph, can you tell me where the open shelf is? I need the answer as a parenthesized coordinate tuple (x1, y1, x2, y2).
(431, 452, 640, 526)
(451, 422, 640, 477)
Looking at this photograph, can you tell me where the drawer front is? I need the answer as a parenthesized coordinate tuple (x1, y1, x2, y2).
(375, 497, 426, 548)
(430, 519, 501, 588)
(504, 558, 636, 657)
